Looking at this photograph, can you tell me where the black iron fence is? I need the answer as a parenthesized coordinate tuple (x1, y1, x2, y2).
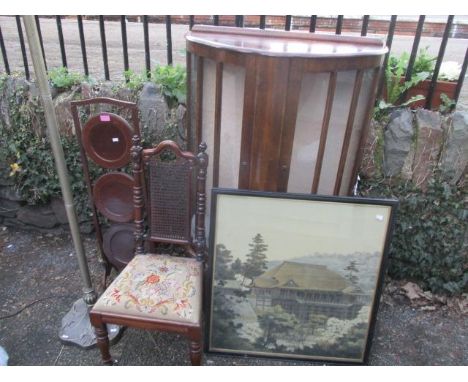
(0, 15, 467, 109)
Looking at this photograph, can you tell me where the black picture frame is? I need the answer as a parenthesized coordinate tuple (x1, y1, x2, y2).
(205, 188, 398, 365)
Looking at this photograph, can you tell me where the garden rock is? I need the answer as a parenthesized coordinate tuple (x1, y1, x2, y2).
(439, 111, 468, 183)
(0, 186, 23, 202)
(51, 197, 68, 225)
(54, 87, 79, 136)
(0, 199, 22, 218)
(17, 205, 58, 229)
(138, 82, 169, 143)
(412, 109, 443, 188)
(360, 120, 380, 178)
(383, 108, 414, 177)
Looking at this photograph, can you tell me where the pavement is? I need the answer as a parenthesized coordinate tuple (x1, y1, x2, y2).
(0, 227, 466, 366)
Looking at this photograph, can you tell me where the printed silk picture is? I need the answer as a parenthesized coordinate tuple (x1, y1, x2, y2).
(206, 189, 397, 364)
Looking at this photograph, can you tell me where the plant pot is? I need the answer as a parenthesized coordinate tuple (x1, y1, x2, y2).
(405, 79, 457, 110)
(383, 77, 457, 110)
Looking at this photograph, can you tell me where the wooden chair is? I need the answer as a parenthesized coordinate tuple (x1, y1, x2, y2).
(89, 136, 208, 365)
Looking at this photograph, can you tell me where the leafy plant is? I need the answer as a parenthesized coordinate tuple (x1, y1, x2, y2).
(359, 176, 467, 295)
(0, 83, 100, 217)
(123, 69, 147, 91)
(48, 66, 84, 90)
(439, 93, 456, 114)
(411, 47, 436, 76)
(375, 51, 431, 120)
(150, 64, 186, 107)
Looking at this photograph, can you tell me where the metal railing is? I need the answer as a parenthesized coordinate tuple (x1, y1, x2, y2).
(0, 15, 467, 109)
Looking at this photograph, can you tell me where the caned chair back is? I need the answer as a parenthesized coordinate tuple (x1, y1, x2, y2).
(131, 136, 208, 262)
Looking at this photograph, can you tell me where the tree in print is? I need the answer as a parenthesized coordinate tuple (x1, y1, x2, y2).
(214, 243, 235, 283)
(255, 305, 298, 350)
(242, 233, 268, 286)
(230, 258, 243, 276)
(344, 260, 359, 287)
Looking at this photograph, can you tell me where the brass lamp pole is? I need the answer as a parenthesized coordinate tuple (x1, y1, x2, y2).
(22, 15, 119, 347)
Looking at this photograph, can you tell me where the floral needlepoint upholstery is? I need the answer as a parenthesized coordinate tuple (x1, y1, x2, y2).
(92, 254, 202, 324)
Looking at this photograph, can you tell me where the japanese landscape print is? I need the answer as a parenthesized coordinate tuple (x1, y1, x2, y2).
(208, 191, 395, 363)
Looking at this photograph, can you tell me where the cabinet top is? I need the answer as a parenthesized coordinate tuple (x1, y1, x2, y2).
(186, 25, 388, 58)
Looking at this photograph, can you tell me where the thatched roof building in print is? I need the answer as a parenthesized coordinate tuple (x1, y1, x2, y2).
(251, 261, 364, 321)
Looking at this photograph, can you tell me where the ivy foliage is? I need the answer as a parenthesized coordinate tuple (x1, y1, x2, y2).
(359, 176, 467, 295)
(0, 83, 101, 217)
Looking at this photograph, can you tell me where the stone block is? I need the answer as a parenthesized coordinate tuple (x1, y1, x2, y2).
(0, 186, 23, 202)
(17, 205, 58, 229)
(0, 199, 22, 218)
(138, 82, 169, 144)
(383, 108, 414, 177)
(412, 109, 444, 188)
(439, 111, 468, 184)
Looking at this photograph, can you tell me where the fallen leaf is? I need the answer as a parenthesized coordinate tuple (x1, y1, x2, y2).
(401, 282, 423, 300)
(420, 306, 436, 311)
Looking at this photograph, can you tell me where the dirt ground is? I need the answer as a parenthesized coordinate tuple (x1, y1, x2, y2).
(0, 226, 466, 366)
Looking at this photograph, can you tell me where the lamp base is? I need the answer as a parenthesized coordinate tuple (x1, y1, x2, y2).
(59, 298, 121, 348)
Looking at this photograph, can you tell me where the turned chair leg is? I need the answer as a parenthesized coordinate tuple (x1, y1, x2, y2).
(189, 340, 202, 366)
(95, 323, 114, 365)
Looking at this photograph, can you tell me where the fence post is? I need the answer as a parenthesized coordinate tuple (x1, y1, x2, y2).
(16, 16, 30, 79)
(0, 26, 10, 74)
(426, 15, 454, 109)
(166, 15, 173, 66)
(77, 16, 89, 76)
(56, 16, 67, 68)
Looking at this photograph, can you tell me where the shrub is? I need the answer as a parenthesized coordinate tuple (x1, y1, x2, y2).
(359, 176, 467, 295)
(0, 82, 100, 217)
(150, 64, 186, 107)
(48, 66, 85, 90)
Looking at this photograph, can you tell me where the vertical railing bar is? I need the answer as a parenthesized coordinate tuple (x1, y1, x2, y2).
(336, 15, 344, 35)
(361, 15, 370, 36)
(309, 15, 317, 32)
(285, 15, 292, 31)
(454, 47, 468, 104)
(56, 15, 67, 68)
(16, 16, 30, 79)
(260, 15, 266, 29)
(121, 16, 129, 75)
(212, 62, 224, 188)
(334, 70, 364, 195)
(404, 15, 426, 83)
(99, 16, 110, 81)
(189, 16, 195, 30)
(426, 15, 454, 109)
(165, 15, 173, 66)
(0, 26, 10, 74)
(35, 16, 47, 71)
(77, 16, 89, 76)
(376, 15, 397, 101)
(311, 71, 337, 194)
(213, 16, 219, 26)
(195, 56, 204, 147)
(348, 67, 381, 194)
(143, 15, 151, 78)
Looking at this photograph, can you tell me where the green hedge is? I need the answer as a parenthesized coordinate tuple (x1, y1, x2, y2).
(359, 176, 467, 295)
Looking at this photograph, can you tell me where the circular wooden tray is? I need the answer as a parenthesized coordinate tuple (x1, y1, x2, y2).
(93, 172, 134, 223)
(82, 113, 133, 169)
(103, 223, 135, 270)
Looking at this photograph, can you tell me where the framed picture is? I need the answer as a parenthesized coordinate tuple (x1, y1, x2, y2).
(206, 188, 398, 364)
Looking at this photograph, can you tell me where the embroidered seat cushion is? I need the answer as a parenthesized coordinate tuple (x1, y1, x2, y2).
(92, 254, 202, 324)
